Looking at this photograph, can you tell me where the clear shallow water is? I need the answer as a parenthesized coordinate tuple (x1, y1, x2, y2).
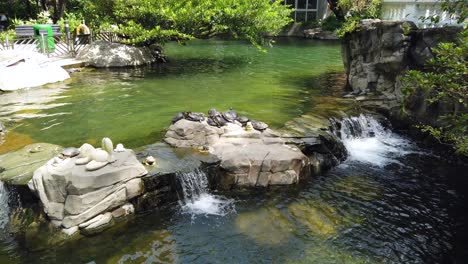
(0, 39, 343, 153)
(2, 116, 467, 264)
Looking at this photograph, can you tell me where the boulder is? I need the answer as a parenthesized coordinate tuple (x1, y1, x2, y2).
(0, 143, 63, 185)
(0, 50, 70, 91)
(165, 118, 311, 189)
(214, 143, 309, 188)
(28, 140, 147, 234)
(164, 119, 223, 148)
(77, 40, 156, 67)
(341, 20, 462, 116)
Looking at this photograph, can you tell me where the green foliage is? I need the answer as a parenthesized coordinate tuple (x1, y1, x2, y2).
(302, 20, 320, 30)
(108, 0, 293, 48)
(57, 12, 83, 34)
(401, 29, 468, 155)
(336, 0, 382, 38)
(0, 29, 16, 42)
(321, 15, 343, 32)
(441, 0, 467, 24)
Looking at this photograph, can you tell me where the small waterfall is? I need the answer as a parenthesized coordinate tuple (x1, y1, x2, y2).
(177, 169, 234, 217)
(0, 181, 10, 229)
(335, 114, 413, 167)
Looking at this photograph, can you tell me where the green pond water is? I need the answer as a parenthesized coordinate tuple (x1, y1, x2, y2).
(0, 38, 343, 152)
(2, 39, 467, 264)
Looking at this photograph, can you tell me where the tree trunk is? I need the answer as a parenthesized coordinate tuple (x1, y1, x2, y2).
(326, 0, 345, 21)
(40, 0, 48, 11)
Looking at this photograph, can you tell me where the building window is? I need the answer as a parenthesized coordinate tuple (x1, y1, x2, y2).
(283, 0, 320, 22)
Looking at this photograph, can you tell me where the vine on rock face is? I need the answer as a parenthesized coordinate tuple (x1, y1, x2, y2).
(401, 29, 468, 155)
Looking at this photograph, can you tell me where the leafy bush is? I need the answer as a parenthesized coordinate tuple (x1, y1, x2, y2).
(401, 29, 468, 155)
(321, 15, 342, 32)
(336, 0, 382, 38)
(108, 0, 293, 48)
(57, 12, 83, 34)
(0, 29, 16, 42)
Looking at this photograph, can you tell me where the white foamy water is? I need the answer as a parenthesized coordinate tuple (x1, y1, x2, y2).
(339, 115, 413, 167)
(0, 181, 10, 229)
(178, 170, 234, 217)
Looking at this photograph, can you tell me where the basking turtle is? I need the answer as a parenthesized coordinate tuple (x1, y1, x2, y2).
(172, 112, 185, 124)
(236, 116, 249, 125)
(222, 107, 238, 123)
(251, 120, 268, 131)
(60, 147, 80, 159)
(213, 115, 228, 127)
(207, 117, 219, 127)
(185, 112, 205, 122)
(208, 108, 220, 118)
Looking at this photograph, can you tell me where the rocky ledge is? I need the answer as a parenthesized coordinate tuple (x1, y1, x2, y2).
(164, 109, 346, 189)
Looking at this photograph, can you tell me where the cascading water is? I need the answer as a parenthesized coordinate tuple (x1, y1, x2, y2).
(0, 181, 10, 229)
(177, 169, 234, 217)
(336, 114, 416, 166)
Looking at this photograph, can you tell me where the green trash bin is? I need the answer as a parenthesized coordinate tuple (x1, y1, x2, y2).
(33, 24, 55, 53)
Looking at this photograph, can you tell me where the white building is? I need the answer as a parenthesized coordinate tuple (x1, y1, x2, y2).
(381, 0, 461, 27)
(282, 0, 330, 22)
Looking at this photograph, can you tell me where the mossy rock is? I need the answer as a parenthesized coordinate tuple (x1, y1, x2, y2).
(288, 199, 364, 239)
(0, 143, 63, 185)
(236, 207, 294, 245)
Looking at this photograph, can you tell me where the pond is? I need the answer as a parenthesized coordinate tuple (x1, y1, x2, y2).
(1, 39, 467, 264)
(0, 38, 343, 153)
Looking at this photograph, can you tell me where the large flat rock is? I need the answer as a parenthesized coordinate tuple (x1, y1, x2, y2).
(0, 143, 63, 185)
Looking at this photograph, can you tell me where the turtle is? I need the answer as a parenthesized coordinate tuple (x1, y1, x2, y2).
(172, 112, 185, 124)
(184, 112, 205, 122)
(251, 120, 268, 131)
(60, 147, 80, 158)
(213, 115, 228, 127)
(222, 107, 238, 123)
(207, 117, 219, 127)
(208, 108, 220, 118)
(236, 116, 249, 125)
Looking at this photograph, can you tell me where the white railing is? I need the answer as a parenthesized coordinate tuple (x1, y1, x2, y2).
(381, 0, 462, 27)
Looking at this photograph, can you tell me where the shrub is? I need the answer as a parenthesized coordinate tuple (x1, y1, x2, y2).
(401, 29, 468, 155)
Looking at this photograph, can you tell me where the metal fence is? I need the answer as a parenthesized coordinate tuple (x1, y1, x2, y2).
(0, 31, 120, 57)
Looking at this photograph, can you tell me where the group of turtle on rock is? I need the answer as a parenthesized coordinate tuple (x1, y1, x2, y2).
(172, 108, 269, 131)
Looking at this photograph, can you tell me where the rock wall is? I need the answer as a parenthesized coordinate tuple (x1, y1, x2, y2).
(341, 19, 461, 116)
